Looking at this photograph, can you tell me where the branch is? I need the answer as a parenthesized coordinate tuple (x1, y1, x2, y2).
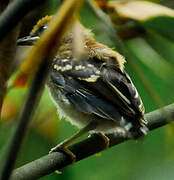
(0, 1, 19, 116)
(0, 56, 52, 180)
(85, 0, 123, 53)
(161, 0, 174, 9)
(10, 103, 174, 180)
(0, 0, 47, 42)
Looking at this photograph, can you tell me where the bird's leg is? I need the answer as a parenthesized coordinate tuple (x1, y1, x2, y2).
(91, 132, 110, 149)
(49, 120, 98, 163)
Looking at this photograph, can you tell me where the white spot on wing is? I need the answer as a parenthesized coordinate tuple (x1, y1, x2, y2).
(87, 64, 94, 68)
(96, 70, 100, 75)
(62, 59, 69, 62)
(75, 65, 85, 70)
(138, 102, 145, 113)
(54, 64, 72, 72)
(78, 75, 100, 82)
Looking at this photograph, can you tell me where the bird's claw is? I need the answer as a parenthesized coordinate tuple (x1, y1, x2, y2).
(49, 144, 76, 164)
(91, 132, 110, 149)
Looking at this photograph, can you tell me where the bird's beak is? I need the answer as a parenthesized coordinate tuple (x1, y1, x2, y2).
(17, 35, 40, 45)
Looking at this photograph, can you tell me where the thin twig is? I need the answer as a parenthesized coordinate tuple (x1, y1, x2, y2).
(160, 0, 174, 9)
(10, 103, 174, 180)
(85, 0, 123, 52)
(0, 0, 47, 42)
(0, 0, 19, 117)
(0, 56, 52, 180)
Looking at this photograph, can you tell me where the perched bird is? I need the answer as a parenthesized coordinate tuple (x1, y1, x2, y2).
(17, 16, 148, 159)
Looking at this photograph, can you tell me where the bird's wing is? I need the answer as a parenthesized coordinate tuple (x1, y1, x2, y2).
(50, 68, 122, 122)
(50, 57, 146, 125)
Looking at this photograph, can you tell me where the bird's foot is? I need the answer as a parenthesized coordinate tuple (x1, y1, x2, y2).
(91, 132, 110, 149)
(49, 143, 76, 164)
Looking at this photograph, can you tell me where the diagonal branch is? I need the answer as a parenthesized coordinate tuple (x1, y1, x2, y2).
(10, 103, 174, 180)
(0, 56, 52, 180)
(0, 0, 47, 43)
(0, 0, 20, 118)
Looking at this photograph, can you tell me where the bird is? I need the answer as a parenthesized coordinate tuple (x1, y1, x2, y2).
(17, 15, 148, 161)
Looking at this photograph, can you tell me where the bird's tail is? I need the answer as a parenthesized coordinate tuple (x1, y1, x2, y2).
(123, 117, 149, 140)
(129, 124, 149, 140)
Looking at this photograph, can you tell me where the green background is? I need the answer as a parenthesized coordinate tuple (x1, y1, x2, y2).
(1, 0, 174, 179)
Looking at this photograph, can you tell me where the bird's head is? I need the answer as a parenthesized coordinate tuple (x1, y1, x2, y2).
(17, 15, 92, 46)
(17, 16, 52, 45)
(17, 15, 126, 71)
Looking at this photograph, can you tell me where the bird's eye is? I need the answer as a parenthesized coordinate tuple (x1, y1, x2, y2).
(32, 25, 48, 37)
(37, 25, 48, 35)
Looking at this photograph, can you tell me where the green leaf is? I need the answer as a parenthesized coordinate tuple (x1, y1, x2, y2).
(124, 37, 174, 81)
(142, 16, 174, 40)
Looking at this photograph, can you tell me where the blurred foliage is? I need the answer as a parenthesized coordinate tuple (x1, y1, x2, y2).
(1, 0, 174, 180)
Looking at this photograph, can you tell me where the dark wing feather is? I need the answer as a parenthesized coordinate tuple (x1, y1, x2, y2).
(51, 57, 146, 125)
(50, 69, 122, 121)
(67, 89, 121, 120)
(103, 68, 145, 118)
